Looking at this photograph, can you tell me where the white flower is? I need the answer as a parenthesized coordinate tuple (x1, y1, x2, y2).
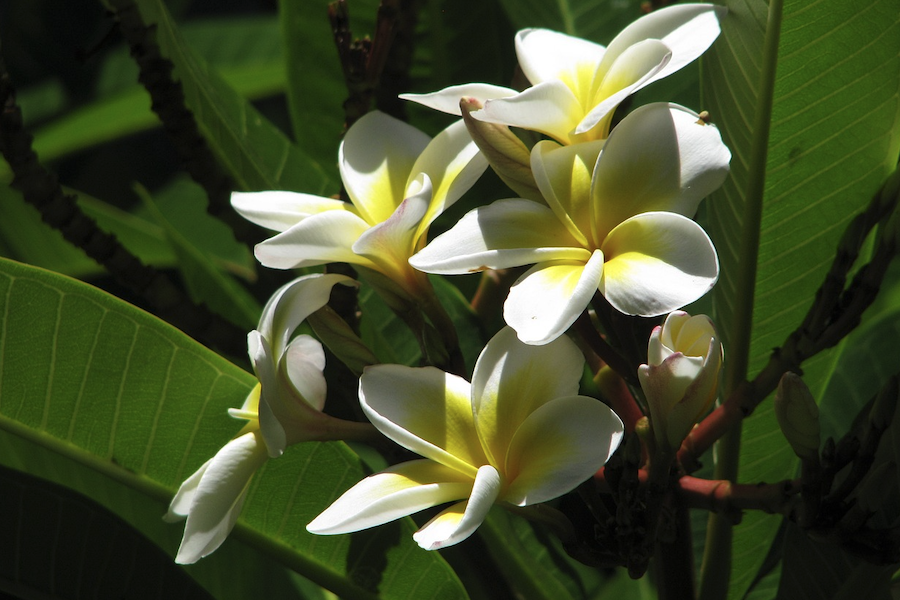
(403, 4, 725, 143)
(639, 311, 723, 453)
(307, 327, 624, 550)
(165, 274, 369, 564)
(411, 103, 730, 345)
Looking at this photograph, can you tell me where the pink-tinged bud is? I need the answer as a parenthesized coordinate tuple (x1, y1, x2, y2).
(639, 311, 723, 453)
(459, 97, 542, 202)
(774, 372, 820, 461)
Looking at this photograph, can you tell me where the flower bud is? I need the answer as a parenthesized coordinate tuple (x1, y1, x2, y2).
(774, 372, 820, 461)
(460, 97, 542, 202)
(639, 311, 723, 453)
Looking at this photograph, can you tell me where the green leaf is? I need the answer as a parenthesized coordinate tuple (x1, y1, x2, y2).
(0, 257, 467, 599)
(135, 183, 261, 330)
(703, 0, 900, 596)
(0, 465, 215, 600)
(111, 0, 336, 195)
(495, 0, 642, 42)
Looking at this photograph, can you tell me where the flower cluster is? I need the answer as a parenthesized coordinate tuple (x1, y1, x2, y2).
(168, 3, 729, 559)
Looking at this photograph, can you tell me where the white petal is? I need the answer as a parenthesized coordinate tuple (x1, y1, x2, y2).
(476, 81, 584, 144)
(164, 459, 211, 522)
(591, 103, 730, 238)
(281, 335, 327, 412)
(340, 111, 430, 225)
(504, 396, 623, 505)
(256, 273, 355, 356)
(471, 327, 585, 467)
(173, 431, 269, 564)
(408, 119, 487, 233)
(600, 4, 725, 85)
(515, 29, 606, 88)
(576, 39, 671, 135)
(410, 199, 588, 274)
(400, 84, 518, 116)
(249, 332, 288, 457)
(359, 364, 487, 476)
(306, 459, 473, 534)
(253, 210, 375, 270)
(600, 212, 718, 316)
(413, 465, 501, 550)
(503, 250, 605, 345)
(352, 176, 432, 278)
(231, 191, 353, 233)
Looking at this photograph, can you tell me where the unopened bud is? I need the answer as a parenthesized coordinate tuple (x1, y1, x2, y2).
(460, 97, 542, 202)
(774, 372, 821, 461)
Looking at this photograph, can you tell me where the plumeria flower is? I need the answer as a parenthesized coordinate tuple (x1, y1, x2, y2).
(165, 274, 374, 564)
(411, 103, 731, 345)
(231, 111, 487, 297)
(307, 327, 624, 550)
(403, 4, 725, 144)
(639, 311, 723, 454)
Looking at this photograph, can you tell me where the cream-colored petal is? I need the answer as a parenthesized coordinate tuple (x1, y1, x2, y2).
(352, 176, 432, 279)
(248, 332, 287, 457)
(306, 459, 474, 534)
(400, 84, 518, 115)
(256, 273, 355, 357)
(599, 4, 725, 85)
(340, 111, 430, 225)
(591, 103, 730, 239)
(164, 459, 211, 522)
(600, 212, 718, 317)
(412, 465, 501, 550)
(471, 327, 585, 467)
(281, 335, 327, 412)
(503, 250, 605, 345)
(253, 210, 376, 270)
(515, 28, 606, 90)
(476, 81, 584, 145)
(231, 191, 354, 233)
(359, 364, 487, 477)
(504, 396, 623, 506)
(531, 139, 604, 246)
(173, 431, 269, 564)
(577, 39, 671, 136)
(408, 119, 487, 235)
(410, 199, 588, 274)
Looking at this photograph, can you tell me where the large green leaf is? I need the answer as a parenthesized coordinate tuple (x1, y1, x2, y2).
(496, 0, 641, 42)
(0, 257, 468, 599)
(703, 0, 900, 596)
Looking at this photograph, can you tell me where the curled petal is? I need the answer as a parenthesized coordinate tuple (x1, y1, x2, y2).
(476, 81, 584, 144)
(413, 465, 501, 550)
(170, 431, 269, 564)
(340, 111, 430, 225)
(504, 396, 624, 505)
(359, 364, 487, 476)
(600, 4, 725, 86)
(531, 139, 605, 246)
(408, 120, 488, 234)
(353, 176, 432, 279)
(253, 210, 374, 270)
(230, 191, 354, 233)
(410, 199, 587, 274)
(306, 460, 474, 535)
(577, 39, 671, 135)
(591, 103, 731, 238)
(504, 250, 605, 345)
(600, 212, 718, 316)
(471, 327, 585, 467)
(281, 335, 327, 412)
(515, 28, 606, 89)
(257, 273, 355, 357)
(400, 83, 518, 116)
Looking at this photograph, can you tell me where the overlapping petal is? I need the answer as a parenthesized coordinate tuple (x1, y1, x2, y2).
(254, 210, 374, 270)
(503, 251, 605, 345)
(359, 364, 487, 476)
(515, 28, 606, 90)
(410, 198, 587, 274)
(399, 83, 518, 116)
(475, 80, 585, 144)
(167, 431, 269, 564)
(307, 460, 475, 535)
(504, 396, 624, 505)
(231, 191, 355, 232)
(599, 212, 718, 316)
